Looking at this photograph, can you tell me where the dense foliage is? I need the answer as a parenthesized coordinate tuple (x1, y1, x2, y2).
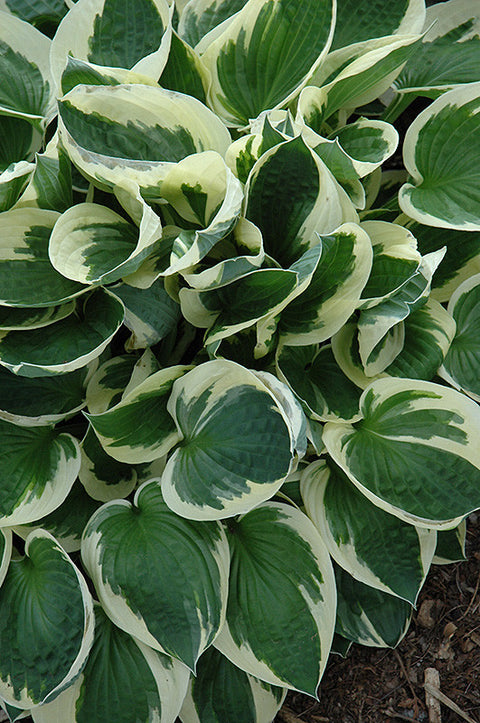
(0, 0, 479, 720)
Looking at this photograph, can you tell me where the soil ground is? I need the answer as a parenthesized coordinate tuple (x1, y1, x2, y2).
(278, 513, 480, 723)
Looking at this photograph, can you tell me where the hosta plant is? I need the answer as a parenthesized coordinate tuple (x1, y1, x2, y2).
(0, 0, 480, 720)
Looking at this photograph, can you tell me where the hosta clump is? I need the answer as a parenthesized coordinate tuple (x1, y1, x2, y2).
(0, 0, 480, 720)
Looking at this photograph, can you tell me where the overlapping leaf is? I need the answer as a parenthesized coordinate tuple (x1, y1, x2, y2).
(57, 84, 232, 197)
(31, 605, 190, 723)
(162, 360, 305, 519)
(323, 377, 480, 529)
(301, 459, 436, 603)
(0, 531, 94, 708)
(399, 83, 480, 230)
(0, 419, 80, 526)
(180, 647, 286, 723)
(86, 364, 189, 463)
(439, 274, 480, 401)
(50, 0, 173, 87)
(0, 289, 124, 377)
(81, 481, 230, 670)
(200, 0, 335, 126)
(214, 502, 336, 695)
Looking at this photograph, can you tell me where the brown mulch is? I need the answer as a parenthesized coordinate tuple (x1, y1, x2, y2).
(278, 513, 480, 723)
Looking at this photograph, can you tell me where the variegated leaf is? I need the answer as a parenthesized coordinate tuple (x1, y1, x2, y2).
(356, 248, 445, 369)
(85, 354, 138, 414)
(181, 216, 264, 290)
(0, 10, 55, 123)
(0, 419, 80, 526)
(439, 274, 480, 401)
(0, 301, 75, 331)
(394, 0, 480, 95)
(0, 0, 68, 26)
(278, 223, 372, 346)
(0, 530, 94, 708)
(0, 289, 124, 377)
(0, 363, 89, 425)
(160, 152, 244, 275)
(225, 113, 288, 184)
(358, 220, 421, 308)
(0, 208, 86, 307)
(328, 120, 399, 179)
(30, 604, 190, 723)
(0, 161, 34, 212)
(276, 343, 362, 423)
(12, 481, 100, 554)
(57, 84, 232, 197)
(81, 480, 230, 671)
(323, 377, 480, 529)
(50, 0, 173, 87)
(331, 0, 425, 50)
(200, 0, 335, 126)
(109, 280, 181, 349)
(301, 459, 436, 604)
(385, 297, 455, 380)
(180, 245, 322, 346)
(335, 565, 412, 648)
(0, 117, 41, 172)
(79, 426, 137, 501)
(49, 202, 162, 285)
(406, 219, 480, 303)
(310, 33, 421, 122)
(180, 647, 286, 723)
(214, 502, 336, 696)
(86, 365, 189, 463)
(178, 0, 246, 48)
(399, 83, 480, 230)
(245, 136, 357, 267)
(162, 359, 303, 520)
(160, 29, 208, 102)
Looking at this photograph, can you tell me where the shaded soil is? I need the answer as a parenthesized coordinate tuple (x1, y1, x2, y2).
(279, 513, 480, 723)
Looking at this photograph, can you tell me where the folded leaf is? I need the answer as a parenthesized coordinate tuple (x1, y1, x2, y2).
(58, 83, 232, 197)
(276, 343, 362, 423)
(394, 0, 480, 94)
(335, 565, 412, 648)
(0, 289, 124, 377)
(49, 202, 162, 285)
(331, 0, 425, 50)
(439, 273, 480, 401)
(50, 0, 173, 87)
(245, 136, 356, 266)
(86, 364, 189, 463)
(0, 363, 88, 425)
(0, 207, 86, 307)
(0, 10, 55, 122)
(278, 223, 373, 346)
